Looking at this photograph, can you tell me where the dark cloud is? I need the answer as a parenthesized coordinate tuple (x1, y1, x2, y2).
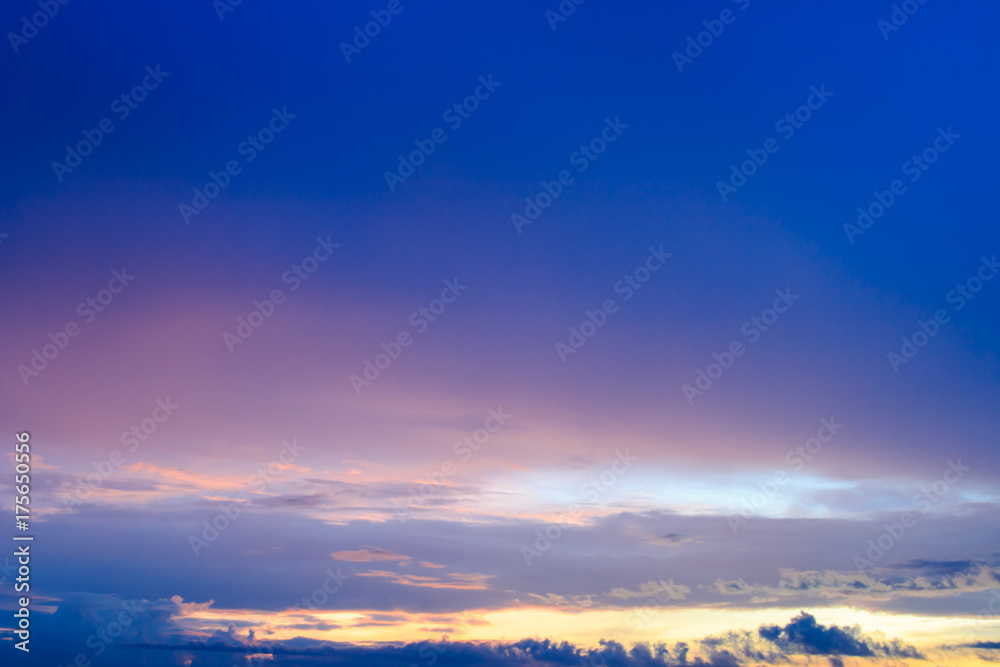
(757, 612, 922, 658)
(18, 504, 1000, 620)
(254, 492, 337, 508)
(887, 559, 980, 576)
(98, 637, 746, 667)
(7, 604, 928, 667)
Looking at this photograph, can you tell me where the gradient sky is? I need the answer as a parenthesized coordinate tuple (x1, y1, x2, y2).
(2, 1, 1000, 666)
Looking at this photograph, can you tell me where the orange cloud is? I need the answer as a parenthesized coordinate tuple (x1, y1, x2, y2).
(331, 546, 412, 563)
(355, 569, 493, 590)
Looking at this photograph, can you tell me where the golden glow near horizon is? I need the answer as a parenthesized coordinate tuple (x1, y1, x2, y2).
(170, 602, 1000, 656)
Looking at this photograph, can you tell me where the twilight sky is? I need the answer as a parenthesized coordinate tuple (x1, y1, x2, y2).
(2, 1, 1000, 666)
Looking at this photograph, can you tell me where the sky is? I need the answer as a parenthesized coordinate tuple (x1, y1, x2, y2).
(1, 0, 1000, 665)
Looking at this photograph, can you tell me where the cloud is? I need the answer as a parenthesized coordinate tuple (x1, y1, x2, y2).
(888, 559, 981, 576)
(29, 601, 927, 667)
(330, 546, 412, 563)
(712, 565, 999, 603)
(526, 592, 598, 607)
(20, 504, 1000, 620)
(605, 578, 691, 601)
(621, 524, 698, 547)
(170, 596, 215, 614)
(757, 611, 922, 658)
(105, 638, 740, 667)
(355, 569, 494, 590)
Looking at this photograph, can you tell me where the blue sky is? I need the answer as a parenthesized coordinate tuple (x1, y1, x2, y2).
(2, 1, 1000, 665)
